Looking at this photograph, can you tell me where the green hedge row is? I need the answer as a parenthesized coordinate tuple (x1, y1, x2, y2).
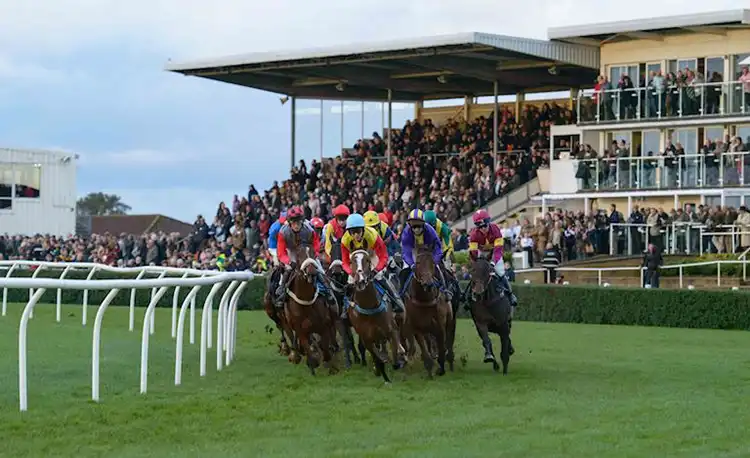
(512, 284, 750, 331)
(6, 268, 749, 331)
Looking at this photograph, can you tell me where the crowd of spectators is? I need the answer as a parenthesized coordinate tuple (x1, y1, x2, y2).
(3, 103, 574, 272)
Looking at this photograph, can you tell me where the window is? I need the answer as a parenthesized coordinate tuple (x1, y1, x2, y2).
(704, 126, 724, 143)
(670, 129, 698, 154)
(0, 164, 11, 209)
(642, 131, 660, 156)
(609, 65, 640, 86)
(705, 57, 724, 80)
(737, 125, 750, 145)
(13, 164, 41, 198)
(668, 58, 698, 75)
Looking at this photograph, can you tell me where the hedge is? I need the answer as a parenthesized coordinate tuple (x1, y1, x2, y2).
(6, 268, 749, 331)
(511, 284, 750, 331)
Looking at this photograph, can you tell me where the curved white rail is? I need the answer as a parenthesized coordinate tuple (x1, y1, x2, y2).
(0, 262, 257, 412)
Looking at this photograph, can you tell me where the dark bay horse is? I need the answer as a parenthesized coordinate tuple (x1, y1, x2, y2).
(264, 265, 295, 356)
(284, 246, 338, 375)
(327, 259, 360, 368)
(467, 257, 512, 374)
(346, 249, 405, 384)
(403, 244, 451, 378)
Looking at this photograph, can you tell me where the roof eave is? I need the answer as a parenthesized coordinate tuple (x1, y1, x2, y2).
(547, 9, 750, 41)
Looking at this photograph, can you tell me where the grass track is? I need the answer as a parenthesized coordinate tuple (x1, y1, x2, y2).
(1, 303, 749, 457)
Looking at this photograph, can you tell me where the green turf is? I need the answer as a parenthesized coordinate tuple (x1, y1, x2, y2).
(1, 303, 749, 458)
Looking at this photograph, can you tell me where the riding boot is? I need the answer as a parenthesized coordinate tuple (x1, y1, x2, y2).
(274, 271, 287, 304)
(498, 275, 518, 307)
(379, 278, 405, 313)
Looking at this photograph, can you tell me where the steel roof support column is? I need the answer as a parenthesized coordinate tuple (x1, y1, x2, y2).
(340, 101, 344, 153)
(290, 96, 297, 169)
(319, 100, 324, 159)
(387, 89, 393, 165)
(493, 81, 498, 173)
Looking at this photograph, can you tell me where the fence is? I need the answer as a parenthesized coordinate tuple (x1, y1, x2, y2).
(576, 80, 749, 124)
(608, 223, 750, 256)
(0, 260, 256, 412)
(515, 259, 750, 288)
(575, 151, 749, 191)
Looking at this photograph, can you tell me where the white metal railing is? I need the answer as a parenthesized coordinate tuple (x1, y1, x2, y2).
(608, 223, 750, 256)
(577, 80, 750, 124)
(515, 259, 749, 289)
(576, 151, 749, 191)
(0, 260, 256, 412)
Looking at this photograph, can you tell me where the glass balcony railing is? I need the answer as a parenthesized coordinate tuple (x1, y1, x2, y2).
(577, 80, 750, 124)
(575, 151, 749, 191)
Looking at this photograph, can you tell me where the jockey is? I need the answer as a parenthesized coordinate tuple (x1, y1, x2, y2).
(468, 209, 517, 307)
(364, 210, 396, 256)
(423, 210, 454, 268)
(399, 209, 451, 299)
(323, 205, 350, 262)
(341, 213, 405, 313)
(310, 217, 325, 256)
(267, 212, 286, 265)
(274, 206, 337, 308)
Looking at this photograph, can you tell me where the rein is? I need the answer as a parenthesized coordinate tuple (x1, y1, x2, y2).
(287, 256, 322, 306)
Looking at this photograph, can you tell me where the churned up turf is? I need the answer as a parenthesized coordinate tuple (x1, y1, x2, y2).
(0, 303, 749, 458)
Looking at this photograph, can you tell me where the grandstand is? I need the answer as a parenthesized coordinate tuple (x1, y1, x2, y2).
(159, 9, 750, 267)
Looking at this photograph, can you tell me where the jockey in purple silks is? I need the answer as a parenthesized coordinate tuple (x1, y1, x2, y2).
(398, 209, 450, 298)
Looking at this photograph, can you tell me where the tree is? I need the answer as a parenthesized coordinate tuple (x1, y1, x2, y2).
(76, 192, 132, 216)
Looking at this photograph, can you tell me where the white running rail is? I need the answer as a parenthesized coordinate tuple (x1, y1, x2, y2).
(516, 259, 750, 288)
(0, 260, 256, 412)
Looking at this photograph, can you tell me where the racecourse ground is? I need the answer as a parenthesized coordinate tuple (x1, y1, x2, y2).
(0, 304, 749, 457)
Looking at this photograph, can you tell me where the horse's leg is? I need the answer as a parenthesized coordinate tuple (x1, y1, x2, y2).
(388, 322, 406, 370)
(357, 335, 367, 367)
(434, 306, 449, 377)
(335, 318, 353, 369)
(446, 297, 459, 371)
(364, 338, 390, 384)
(298, 330, 317, 375)
(474, 318, 499, 371)
(498, 320, 511, 375)
(413, 332, 434, 378)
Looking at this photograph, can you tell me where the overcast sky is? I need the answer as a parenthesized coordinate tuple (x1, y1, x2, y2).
(0, 1, 745, 222)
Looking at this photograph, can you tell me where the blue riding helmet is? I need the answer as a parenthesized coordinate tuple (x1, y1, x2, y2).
(346, 213, 366, 230)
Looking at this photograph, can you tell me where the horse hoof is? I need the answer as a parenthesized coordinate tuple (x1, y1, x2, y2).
(483, 355, 495, 364)
(329, 367, 339, 375)
(437, 367, 446, 376)
(493, 362, 500, 372)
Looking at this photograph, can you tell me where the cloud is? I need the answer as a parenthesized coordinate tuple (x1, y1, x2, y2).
(1, 0, 748, 221)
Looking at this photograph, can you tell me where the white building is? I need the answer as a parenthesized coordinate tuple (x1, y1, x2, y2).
(0, 148, 78, 236)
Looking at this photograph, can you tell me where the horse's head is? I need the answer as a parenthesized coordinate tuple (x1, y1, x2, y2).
(350, 249, 372, 291)
(294, 246, 318, 283)
(414, 244, 436, 285)
(470, 255, 493, 296)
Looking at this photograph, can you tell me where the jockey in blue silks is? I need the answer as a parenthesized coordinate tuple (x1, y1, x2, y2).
(399, 209, 450, 299)
(267, 211, 286, 265)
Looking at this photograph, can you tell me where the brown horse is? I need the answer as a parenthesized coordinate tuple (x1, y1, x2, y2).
(284, 246, 338, 375)
(326, 259, 360, 368)
(403, 244, 451, 378)
(264, 265, 295, 356)
(467, 257, 512, 374)
(346, 249, 405, 384)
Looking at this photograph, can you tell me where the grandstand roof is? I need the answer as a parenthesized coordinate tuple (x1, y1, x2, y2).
(164, 32, 599, 101)
(548, 9, 750, 45)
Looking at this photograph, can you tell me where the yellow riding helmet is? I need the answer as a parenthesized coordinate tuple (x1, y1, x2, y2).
(363, 210, 380, 227)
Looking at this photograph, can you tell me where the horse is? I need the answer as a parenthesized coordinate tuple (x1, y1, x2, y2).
(466, 256, 512, 375)
(263, 264, 295, 356)
(346, 249, 405, 384)
(283, 245, 338, 375)
(326, 258, 360, 368)
(403, 244, 452, 378)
